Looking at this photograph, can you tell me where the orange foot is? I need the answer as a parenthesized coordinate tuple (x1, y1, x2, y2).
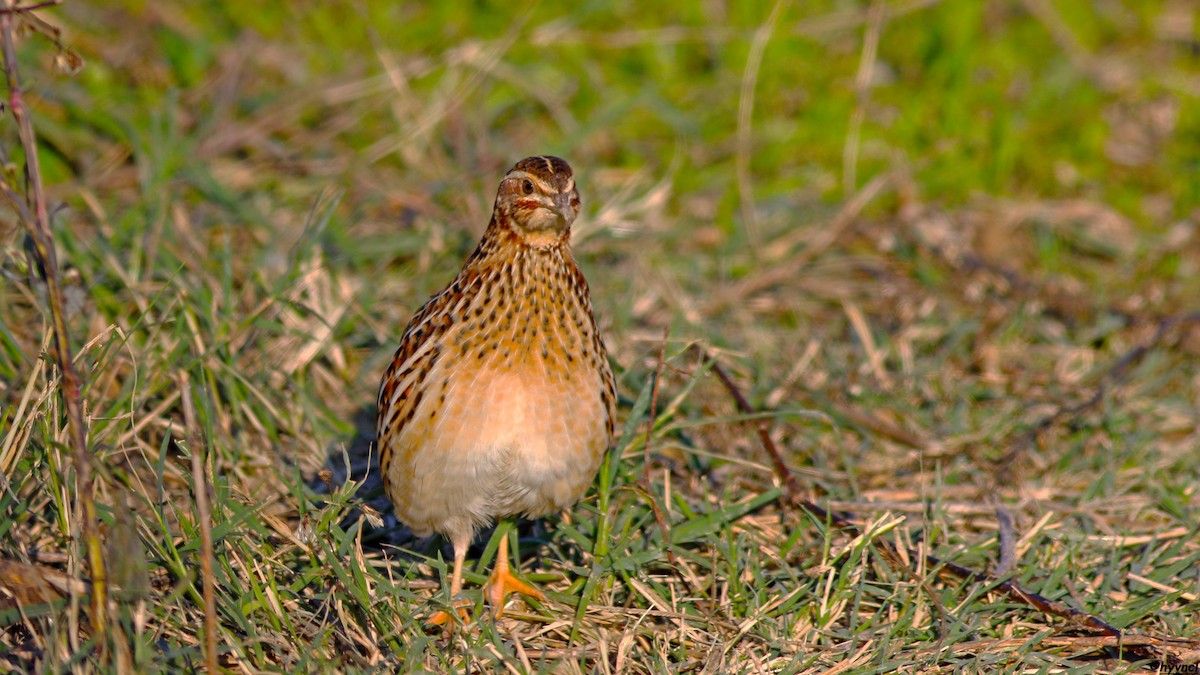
(485, 533, 546, 618)
(426, 598, 471, 629)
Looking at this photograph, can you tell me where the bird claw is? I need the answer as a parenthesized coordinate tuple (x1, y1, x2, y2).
(485, 566, 546, 618)
(426, 598, 471, 630)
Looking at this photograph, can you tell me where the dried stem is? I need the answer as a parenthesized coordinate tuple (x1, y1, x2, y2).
(0, 1, 60, 14)
(702, 354, 806, 504)
(0, 3, 107, 646)
(640, 327, 675, 566)
(735, 0, 790, 253)
(843, 0, 885, 195)
(180, 372, 220, 673)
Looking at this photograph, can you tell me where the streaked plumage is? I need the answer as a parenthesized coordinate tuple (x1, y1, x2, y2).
(377, 156, 616, 622)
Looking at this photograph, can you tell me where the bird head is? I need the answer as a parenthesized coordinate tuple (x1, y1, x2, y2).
(493, 155, 581, 245)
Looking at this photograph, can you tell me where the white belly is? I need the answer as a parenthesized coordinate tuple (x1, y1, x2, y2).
(390, 363, 607, 539)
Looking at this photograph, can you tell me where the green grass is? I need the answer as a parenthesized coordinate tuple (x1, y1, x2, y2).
(2, 0, 1199, 671)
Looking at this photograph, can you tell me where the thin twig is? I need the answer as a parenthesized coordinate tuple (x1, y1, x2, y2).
(0, 2, 61, 15)
(179, 372, 220, 673)
(994, 506, 1016, 577)
(702, 353, 806, 505)
(697, 346, 1184, 667)
(0, 5, 107, 646)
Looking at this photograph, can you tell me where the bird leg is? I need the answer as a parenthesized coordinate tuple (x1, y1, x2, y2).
(484, 520, 545, 618)
(427, 531, 471, 627)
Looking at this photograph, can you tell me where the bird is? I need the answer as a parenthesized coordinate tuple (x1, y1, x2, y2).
(376, 156, 617, 626)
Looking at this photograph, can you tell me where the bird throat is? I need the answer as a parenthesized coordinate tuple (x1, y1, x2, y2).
(519, 230, 566, 248)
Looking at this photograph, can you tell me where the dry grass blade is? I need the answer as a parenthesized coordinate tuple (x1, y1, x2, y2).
(842, 0, 885, 195)
(179, 372, 219, 674)
(639, 327, 676, 567)
(735, 0, 791, 253)
(0, 558, 82, 607)
(911, 634, 1200, 661)
(0, 4, 106, 648)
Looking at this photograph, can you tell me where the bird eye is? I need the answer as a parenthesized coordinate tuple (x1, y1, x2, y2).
(522, 180, 535, 195)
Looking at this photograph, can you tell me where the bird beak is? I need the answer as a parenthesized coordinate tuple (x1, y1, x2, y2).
(553, 192, 575, 227)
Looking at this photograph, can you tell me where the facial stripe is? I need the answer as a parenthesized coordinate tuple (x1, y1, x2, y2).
(504, 170, 556, 194)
